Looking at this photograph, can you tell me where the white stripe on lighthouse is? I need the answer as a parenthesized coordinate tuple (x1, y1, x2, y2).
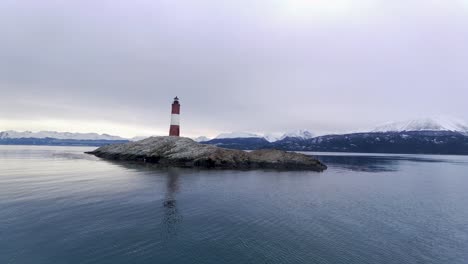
(170, 114, 180, 126)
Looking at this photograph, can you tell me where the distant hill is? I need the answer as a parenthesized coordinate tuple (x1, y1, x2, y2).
(272, 131, 468, 155)
(202, 131, 468, 155)
(200, 118, 468, 155)
(0, 130, 129, 147)
(203, 137, 271, 150)
(371, 117, 468, 134)
(0, 137, 129, 147)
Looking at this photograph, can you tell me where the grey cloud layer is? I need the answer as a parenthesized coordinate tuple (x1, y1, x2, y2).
(1, 0, 467, 136)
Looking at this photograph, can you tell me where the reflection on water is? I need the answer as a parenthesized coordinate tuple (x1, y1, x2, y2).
(162, 168, 182, 238)
(103, 161, 184, 239)
(1, 146, 468, 264)
(316, 155, 399, 172)
(164, 169, 180, 208)
(313, 152, 468, 172)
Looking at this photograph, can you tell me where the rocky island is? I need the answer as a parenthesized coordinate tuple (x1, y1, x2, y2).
(87, 136, 327, 171)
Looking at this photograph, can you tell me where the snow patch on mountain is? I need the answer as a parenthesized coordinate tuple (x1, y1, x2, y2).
(193, 136, 210, 142)
(0, 130, 126, 140)
(215, 132, 261, 139)
(214, 130, 316, 142)
(263, 133, 283, 142)
(280, 129, 314, 140)
(372, 117, 468, 133)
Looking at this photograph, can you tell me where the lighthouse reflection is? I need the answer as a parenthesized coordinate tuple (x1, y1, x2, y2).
(162, 168, 182, 238)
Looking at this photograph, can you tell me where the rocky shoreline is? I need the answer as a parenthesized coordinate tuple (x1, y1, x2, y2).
(86, 136, 327, 171)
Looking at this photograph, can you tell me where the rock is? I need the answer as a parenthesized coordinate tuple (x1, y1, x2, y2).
(86, 136, 327, 171)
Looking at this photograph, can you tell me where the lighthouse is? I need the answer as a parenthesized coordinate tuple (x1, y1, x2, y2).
(169, 96, 180, 136)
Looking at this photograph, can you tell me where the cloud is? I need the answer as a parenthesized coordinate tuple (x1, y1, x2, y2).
(1, 0, 467, 137)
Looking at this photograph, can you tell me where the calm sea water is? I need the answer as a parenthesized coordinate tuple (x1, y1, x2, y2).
(1, 146, 467, 264)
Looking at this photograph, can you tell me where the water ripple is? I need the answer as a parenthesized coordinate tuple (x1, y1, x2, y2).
(1, 146, 468, 264)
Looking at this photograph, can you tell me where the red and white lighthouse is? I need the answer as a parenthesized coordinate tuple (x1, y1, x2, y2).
(169, 96, 180, 136)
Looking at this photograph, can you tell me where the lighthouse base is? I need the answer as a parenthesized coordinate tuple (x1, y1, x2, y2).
(169, 125, 180, 136)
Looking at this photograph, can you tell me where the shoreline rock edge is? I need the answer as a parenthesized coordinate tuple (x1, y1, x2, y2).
(86, 136, 327, 171)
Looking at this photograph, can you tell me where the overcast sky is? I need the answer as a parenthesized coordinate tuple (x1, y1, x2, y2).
(1, 0, 467, 138)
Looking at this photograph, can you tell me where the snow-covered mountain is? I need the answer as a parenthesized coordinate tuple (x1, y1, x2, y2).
(0, 130, 126, 141)
(213, 130, 315, 142)
(280, 129, 314, 140)
(264, 130, 314, 142)
(201, 122, 468, 154)
(215, 132, 262, 139)
(372, 117, 468, 133)
(193, 136, 210, 142)
(263, 133, 283, 143)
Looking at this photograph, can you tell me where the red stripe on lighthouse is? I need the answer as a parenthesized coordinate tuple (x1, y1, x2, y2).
(169, 97, 180, 136)
(169, 125, 179, 136)
(171, 103, 180, 114)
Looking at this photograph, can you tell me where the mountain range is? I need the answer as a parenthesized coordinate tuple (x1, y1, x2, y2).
(0, 131, 128, 146)
(0, 130, 126, 141)
(2, 117, 468, 154)
(371, 117, 468, 134)
(201, 118, 468, 155)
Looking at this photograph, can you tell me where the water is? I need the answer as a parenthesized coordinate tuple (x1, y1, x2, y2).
(1, 146, 467, 264)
